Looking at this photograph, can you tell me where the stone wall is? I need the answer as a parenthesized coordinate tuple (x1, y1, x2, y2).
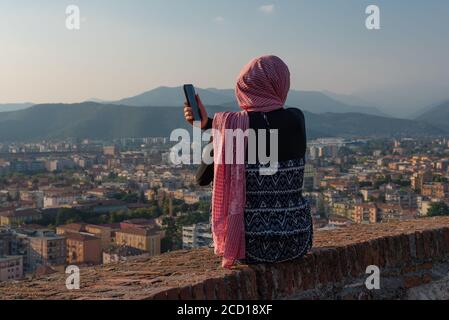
(1, 217, 449, 300)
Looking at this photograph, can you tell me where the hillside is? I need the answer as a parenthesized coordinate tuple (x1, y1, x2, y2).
(0, 103, 443, 142)
(304, 111, 444, 138)
(416, 100, 449, 131)
(0, 103, 34, 113)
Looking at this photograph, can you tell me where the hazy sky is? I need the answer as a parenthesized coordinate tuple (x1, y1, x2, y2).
(1, 0, 449, 114)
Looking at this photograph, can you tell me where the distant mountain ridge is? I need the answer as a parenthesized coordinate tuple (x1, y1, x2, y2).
(0, 103, 34, 113)
(416, 99, 449, 131)
(112, 86, 233, 107)
(108, 86, 387, 116)
(0, 102, 443, 142)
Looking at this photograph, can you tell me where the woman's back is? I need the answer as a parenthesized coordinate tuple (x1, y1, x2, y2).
(196, 108, 307, 186)
(246, 108, 307, 161)
(243, 108, 312, 264)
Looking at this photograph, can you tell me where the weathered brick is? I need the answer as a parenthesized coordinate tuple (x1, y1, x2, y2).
(347, 245, 362, 277)
(224, 275, 239, 300)
(422, 230, 434, 260)
(399, 234, 412, 264)
(263, 265, 275, 300)
(291, 261, 303, 292)
(299, 253, 316, 290)
(441, 227, 449, 254)
(179, 286, 193, 300)
(166, 288, 180, 300)
(192, 283, 206, 300)
(385, 237, 398, 267)
(241, 268, 257, 299)
(356, 242, 371, 270)
(337, 246, 349, 278)
(151, 289, 168, 300)
(404, 275, 422, 289)
(415, 231, 425, 261)
(329, 248, 343, 283)
(273, 263, 286, 296)
(313, 250, 327, 284)
(283, 262, 295, 296)
(408, 233, 417, 259)
(215, 279, 228, 300)
(422, 273, 433, 284)
(417, 262, 433, 271)
(2, 217, 449, 301)
(204, 278, 216, 300)
(377, 237, 388, 268)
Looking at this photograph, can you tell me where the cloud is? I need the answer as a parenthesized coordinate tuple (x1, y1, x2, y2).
(259, 4, 275, 14)
(213, 16, 225, 24)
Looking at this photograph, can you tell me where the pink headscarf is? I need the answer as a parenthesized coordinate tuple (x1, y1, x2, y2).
(211, 55, 291, 268)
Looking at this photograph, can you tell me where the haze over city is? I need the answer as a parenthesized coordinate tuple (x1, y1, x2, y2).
(1, 0, 449, 116)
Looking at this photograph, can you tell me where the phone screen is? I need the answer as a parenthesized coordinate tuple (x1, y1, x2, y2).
(183, 84, 202, 122)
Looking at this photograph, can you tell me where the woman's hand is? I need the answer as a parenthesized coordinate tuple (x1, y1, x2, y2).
(184, 94, 209, 129)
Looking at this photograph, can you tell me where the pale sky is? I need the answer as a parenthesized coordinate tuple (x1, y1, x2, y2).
(1, 0, 449, 113)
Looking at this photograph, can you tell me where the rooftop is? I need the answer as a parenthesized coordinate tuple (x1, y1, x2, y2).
(1, 217, 449, 300)
(116, 227, 160, 237)
(0, 209, 42, 218)
(65, 233, 100, 242)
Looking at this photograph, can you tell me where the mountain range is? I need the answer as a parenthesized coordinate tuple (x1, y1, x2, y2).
(0, 102, 444, 142)
(416, 100, 449, 131)
(107, 86, 388, 117)
(0, 87, 448, 142)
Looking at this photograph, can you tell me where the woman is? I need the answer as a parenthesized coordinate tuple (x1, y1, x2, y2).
(184, 55, 313, 268)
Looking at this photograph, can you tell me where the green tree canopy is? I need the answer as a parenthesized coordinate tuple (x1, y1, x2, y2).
(428, 202, 449, 217)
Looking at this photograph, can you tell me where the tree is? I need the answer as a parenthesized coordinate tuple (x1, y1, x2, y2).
(427, 202, 449, 217)
(55, 208, 83, 226)
(139, 190, 147, 204)
(162, 216, 181, 251)
(317, 198, 327, 219)
(118, 192, 139, 203)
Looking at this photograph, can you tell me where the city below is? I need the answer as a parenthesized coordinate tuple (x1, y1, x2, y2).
(1, 136, 449, 282)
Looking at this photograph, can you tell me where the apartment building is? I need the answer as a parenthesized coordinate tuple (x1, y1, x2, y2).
(43, 192, 77, 208)
(0, 209, 42, 226)
(0, 228, 14, 256)
(29, 230, 66, 271)
(422, 183, 449, 200)
(115, 227, 161, 256)
(103, 245, 147, 264)
(182, 223, 213, 249)
(410, 171, 433, 191)
(19, 191, 44, 208)
(57, 223, 112, 250)
(353, 204, 379, 224)
(0, 256, 23, 282)
(65, 233, 102, 265)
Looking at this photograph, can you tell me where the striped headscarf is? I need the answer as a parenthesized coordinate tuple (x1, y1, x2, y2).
(211, 55, 291, 268)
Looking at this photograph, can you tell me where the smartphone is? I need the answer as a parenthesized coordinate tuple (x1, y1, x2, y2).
(183, 84, 202, 122)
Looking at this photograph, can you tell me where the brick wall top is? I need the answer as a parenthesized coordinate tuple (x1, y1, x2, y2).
(1, 217, 449, 300)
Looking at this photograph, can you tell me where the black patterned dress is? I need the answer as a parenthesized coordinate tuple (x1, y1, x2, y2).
(244, 158, 313, 264)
